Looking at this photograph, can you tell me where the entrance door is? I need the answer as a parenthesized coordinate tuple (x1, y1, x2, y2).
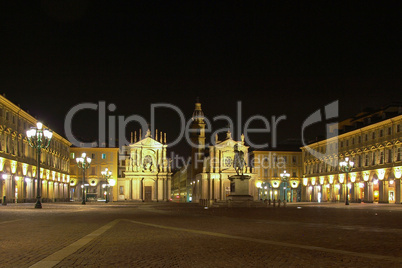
(144, 186, 152, 201)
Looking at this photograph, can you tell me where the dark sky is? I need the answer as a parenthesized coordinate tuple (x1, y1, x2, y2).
(1, 1, 401, 157)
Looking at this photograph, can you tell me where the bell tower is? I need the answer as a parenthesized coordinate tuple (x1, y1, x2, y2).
(190, 99, 206, 176)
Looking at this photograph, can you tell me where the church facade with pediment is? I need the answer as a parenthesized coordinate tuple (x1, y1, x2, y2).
(188, 101, 257, 203)
(118, 129, 172, 201)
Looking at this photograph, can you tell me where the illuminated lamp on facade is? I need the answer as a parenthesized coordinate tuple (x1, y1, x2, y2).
(319, 176, 325, 185)
(22, 164, 28, 176)
(339, 174, 345, 184)
(377, 169, 385, 180)
(389, 179, 394, 185)
(303, 177, 308, 186)
(271, 180, 280, 188)
(0, 157, 5, 172)
(311, 177, 316, 186)
(394, 167, 401, 179)
(290, 180, 299, 188)
(11, 161, 17, 174)
(363, 172, 370, 181)
(256, 182, 262, 188)
(329, 175, 334, 184)
(350, 173, 357, 183)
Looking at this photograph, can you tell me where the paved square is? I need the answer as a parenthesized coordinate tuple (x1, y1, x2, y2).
(0, 202, 401, 267)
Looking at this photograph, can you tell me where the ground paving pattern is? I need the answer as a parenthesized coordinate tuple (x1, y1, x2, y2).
(0, 202, 401, 267)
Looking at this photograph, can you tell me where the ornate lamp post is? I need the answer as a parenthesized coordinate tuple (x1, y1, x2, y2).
(76, 153, 91, 205)
(101, 168, 112, 203)
(280, 170, 290, 201)
(26, 122, 53, 209)
(339, 157, 354, 205)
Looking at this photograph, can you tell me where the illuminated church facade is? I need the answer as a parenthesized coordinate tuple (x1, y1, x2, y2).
(119, 129, 172, 201)
(185, 101, 257, 203)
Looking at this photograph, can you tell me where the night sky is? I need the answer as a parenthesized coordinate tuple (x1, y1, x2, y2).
(1, 1, 401, 157)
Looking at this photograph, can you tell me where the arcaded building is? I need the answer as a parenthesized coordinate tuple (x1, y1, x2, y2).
(302, 104, 402, 204)
(0, 94, 71, 203)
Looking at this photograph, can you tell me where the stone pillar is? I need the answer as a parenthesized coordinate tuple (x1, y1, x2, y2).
(321, 185, 327, 202)
(395, 179, 401, 204)
(379, 180, 389, 203)
(364, 182, 373, 203)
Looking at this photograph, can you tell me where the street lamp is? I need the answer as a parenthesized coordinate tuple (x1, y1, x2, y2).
(339, 157, 354, 205)
(280, 170, 290, 201)
(101, 168, 112, 203)
(76, 153, 91, 205)
(26, 122, 53, 209)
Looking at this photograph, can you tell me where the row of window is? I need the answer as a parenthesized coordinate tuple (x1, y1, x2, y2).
(305, 147, 402, 174)
(305, 123, 402, 158)
(0, 132, 70, 172)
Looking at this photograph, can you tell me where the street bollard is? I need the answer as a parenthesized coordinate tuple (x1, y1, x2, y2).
(273, 199, 276, 207)
(278, 199, 281, 207)
(268, 199, 271, 206)
(2, 196, 7, 206)
(283, 199, 286, 207)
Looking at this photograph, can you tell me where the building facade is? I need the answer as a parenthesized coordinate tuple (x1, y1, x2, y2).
(69, 147, 119, 202)
(302, 105, 402, 204)
(251, 150, 302, 202)
(121, 128, 172, 201)
(187, 101, 257, 203)
(0, 94, 71, 204)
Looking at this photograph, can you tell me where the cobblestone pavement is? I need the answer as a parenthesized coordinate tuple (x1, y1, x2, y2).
(1, 202, 401, 267)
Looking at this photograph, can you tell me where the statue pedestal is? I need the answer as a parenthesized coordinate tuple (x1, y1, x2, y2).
(227, 175, 252, 201)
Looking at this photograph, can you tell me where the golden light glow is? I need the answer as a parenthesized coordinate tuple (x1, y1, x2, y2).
(350, 173, 356, 183)
(32, 166, 37, 178)
(271, 180, 280, 188)
(311, 177, 316, 186)
(109, 179, 116, 186)
(377, 169, 385, 180)
(329, 175, 334, 184)
(374, 191, 379, 197)
(290, 180, 299, 188)
(256, 182, 262, 188)
(394, 167, 401, 179)
(319, 176, 324, 185)
(22, 163, 28, 176)
(0, 157, 5, 172)
(339, 174, 345, 184)
(303, 177, 308, 186)
(11, 161, 17, 174)
(363, 172, 370, 181)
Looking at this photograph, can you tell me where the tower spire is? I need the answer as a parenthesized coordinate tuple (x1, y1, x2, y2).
(192, 98, 204, 122)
